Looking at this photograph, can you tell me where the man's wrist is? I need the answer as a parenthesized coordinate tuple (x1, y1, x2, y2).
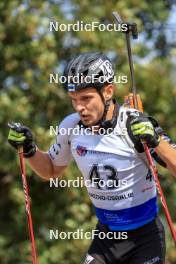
(23, 144, 37, 158)
(152, 134, 161, 148)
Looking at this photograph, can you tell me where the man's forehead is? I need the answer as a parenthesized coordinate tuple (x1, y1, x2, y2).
(68, 87, 97, 97)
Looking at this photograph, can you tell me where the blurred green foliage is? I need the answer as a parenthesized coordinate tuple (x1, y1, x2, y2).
(0, 0, 176, 263)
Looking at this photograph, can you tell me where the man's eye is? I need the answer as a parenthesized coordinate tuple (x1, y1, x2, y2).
(84, 97, 91, 100)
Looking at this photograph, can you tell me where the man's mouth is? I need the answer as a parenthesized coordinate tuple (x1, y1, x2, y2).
(80, 114, 90, 120)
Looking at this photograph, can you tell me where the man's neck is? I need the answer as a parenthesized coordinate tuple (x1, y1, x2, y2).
(90, 100, 115, 133)
(106, 101, 115, 121)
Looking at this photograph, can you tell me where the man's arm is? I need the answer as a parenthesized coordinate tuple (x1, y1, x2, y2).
(26, 149, 67, 181)
(155, 138, 176, 177)
(8, 123, 68, 180)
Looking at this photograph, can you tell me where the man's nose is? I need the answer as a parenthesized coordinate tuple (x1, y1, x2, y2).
(75, 103, 85, 113)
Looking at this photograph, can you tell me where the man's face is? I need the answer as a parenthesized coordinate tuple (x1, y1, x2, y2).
(68, 87, 104, 126)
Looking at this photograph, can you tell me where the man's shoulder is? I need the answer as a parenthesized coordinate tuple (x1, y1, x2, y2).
(59, 112, 80, 129)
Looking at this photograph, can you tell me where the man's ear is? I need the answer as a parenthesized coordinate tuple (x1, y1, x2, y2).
(103, 84, 114, 100)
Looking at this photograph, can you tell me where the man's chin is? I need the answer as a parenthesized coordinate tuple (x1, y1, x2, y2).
(81, 120, 99, 128)
(81, 120, 92, 126)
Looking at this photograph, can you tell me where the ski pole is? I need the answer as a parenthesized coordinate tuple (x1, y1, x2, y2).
(113, 11, 176, 243)
(18, 146, 37, 263)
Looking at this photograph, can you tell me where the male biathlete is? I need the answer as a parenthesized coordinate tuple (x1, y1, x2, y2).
(8, 52, 176, 264)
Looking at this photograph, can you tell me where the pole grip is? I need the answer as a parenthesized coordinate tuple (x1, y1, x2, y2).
(17, 146, 24, 154)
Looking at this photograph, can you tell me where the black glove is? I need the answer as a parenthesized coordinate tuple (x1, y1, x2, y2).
(8, 122, 36, 158)
(126, 111, 160, 153)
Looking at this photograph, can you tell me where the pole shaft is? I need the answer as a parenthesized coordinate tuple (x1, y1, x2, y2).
(125, 33, 138, 109)
(18, 149, 37, 263)
(143, 144, 176, 242)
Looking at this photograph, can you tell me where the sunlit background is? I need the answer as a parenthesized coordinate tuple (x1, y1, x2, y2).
(0, 1, 176, 263)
